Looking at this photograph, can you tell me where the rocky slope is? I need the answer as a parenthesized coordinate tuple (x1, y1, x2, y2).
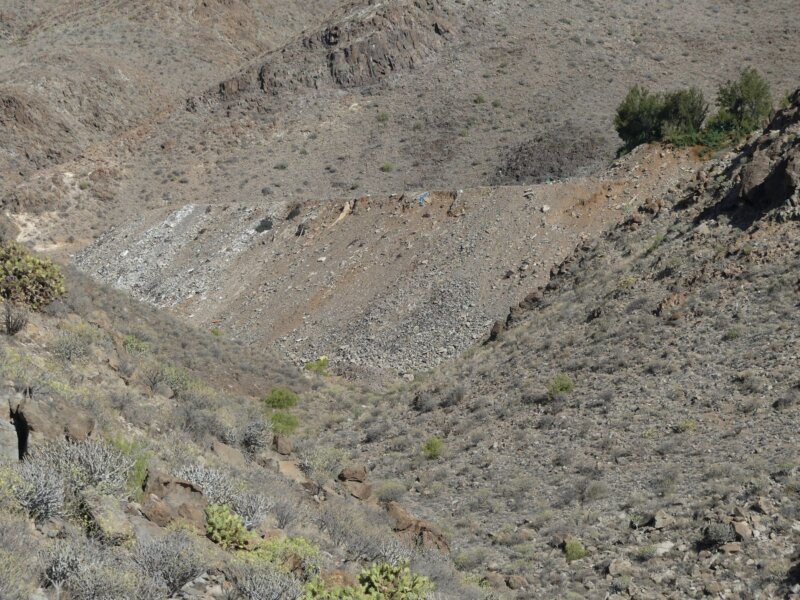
(74, 144, 700, 378)
(0, 0, 340, 191)
(0, 264, 484, 599)
(308, 91, 800, 598)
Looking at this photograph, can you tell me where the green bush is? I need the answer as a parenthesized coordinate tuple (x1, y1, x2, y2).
(301, 561, 431, 599)
(205, 504, 250, 549)
(264, 387, 299, 409)
(248, 537, 320, 576)
(270, 411, 299, 435)
(660, 87, 708, 144)
(122, 333, 151, 355)
(563, 538, 588, 563)
(359, 562, 432, 598)
(616, 69, 772, 151)
(304, 356, 329, 376)
(614, 86, 666, 149)
(547, 374, 574, 400)
(716, 67, 772, 134)
(0, 242, 65, 310)
(422, 436, 444, 460)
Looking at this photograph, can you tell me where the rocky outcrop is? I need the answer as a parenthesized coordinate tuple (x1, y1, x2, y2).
(141, 470, 208, 529)
(386, 501, 449, 553)
(82, 487, 135, 545)
(737, 94, 800, 220)
(194, 0, 454, 108)
(338, 464, 368, 482)
(711, 88, 800, 222)
(6, 392, 95, 458)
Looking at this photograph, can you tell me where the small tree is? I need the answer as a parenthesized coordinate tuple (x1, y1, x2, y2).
(716, 67, 772, 133)
(614, 86, 665, 149)
(661, 87, 708, 143)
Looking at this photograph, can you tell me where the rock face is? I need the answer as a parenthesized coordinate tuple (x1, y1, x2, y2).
(729, 89, 800, 221)
(6, 392, 94, 457)
(196, 0, 454, 106)
(386, 501, 449, 553)
(141, 470, 208, 529)
(0, 418, 18, 462)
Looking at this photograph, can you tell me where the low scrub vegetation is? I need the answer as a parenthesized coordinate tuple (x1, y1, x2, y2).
(422, 436, 444, 460)
(264, 387, 299, 409)
(0, 242, 65, 309)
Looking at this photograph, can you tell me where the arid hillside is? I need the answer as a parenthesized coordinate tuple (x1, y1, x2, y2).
(75, 144, 700, 379)
(1, 1, 799, 599)
(306, 90, 800, 598)
(3, 0, 800, 258)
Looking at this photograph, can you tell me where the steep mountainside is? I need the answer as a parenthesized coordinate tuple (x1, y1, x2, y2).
(0, 264, 485, 599)
(308, 91, 800, 598)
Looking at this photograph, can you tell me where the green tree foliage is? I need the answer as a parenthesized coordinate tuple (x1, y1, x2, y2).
(614, 86, 666, 149)
(264, 387, 299, 409)
(0, 242, 65, 310)
(661, 87, 708, 144)
(714, 67, 773, 134)
(615, 69, 773, 151)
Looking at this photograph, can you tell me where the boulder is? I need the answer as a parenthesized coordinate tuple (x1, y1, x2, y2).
(142, 470, 207, 529)
(343, 481, 372, 500)
(7, 394, 94, 450)
(608, 558, 633, 577)
(273, 435, 292, 456)
(386, 501, 449, 553)
(82, 488, 134, 544)
(338, 464, 368, 482)
(211, 440, 246, 468)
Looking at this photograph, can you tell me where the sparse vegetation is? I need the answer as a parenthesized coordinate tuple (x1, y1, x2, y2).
(304, 356, 329, 376)
(563, 538, 588, 562)
(547, 373, 574, 400)
(4, 302, 28, 335)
